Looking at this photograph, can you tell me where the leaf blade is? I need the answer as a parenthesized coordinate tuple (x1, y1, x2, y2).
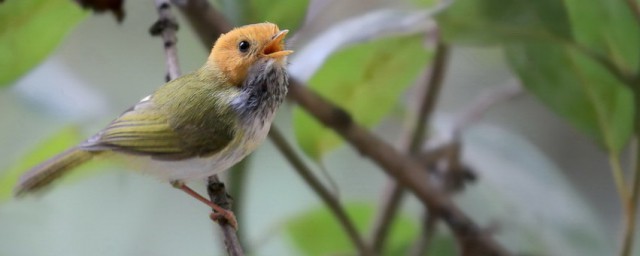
(506, 42, 634, 153)
(0, 127, 81, 200)
(293, 35, 431, 160)
(0, 0, 87, 86)
(245, 0, 309, 32)
(285, 203, 421, 256)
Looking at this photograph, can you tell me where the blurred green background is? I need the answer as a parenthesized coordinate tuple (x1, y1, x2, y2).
(1, 0, 639, 255)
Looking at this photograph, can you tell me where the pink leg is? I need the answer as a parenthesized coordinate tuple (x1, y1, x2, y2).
(173, 182, 238, 230)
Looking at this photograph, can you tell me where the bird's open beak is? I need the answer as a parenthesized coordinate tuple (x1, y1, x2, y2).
(263, 30, 293, 59)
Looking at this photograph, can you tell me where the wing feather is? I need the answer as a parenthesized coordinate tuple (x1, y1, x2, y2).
(80, 74, 239, 160)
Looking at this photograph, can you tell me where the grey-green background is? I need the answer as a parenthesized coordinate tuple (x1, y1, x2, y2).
(0, 0, 634, 255)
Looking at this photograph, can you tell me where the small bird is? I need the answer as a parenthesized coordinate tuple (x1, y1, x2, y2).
(14, 23, 293, 229)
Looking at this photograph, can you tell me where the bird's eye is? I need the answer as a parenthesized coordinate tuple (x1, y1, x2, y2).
(238, 41, 250, 53)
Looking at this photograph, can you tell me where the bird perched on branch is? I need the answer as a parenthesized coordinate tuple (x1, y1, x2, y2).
(14, 22, 293, 229)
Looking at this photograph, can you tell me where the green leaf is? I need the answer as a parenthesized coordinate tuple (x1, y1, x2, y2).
(293, 35, 431, 160)
(437, 0, 572, 45)
(285, 203, 419, 256)
(0, 0, 87, 86)
(437, 0, 636, 152)
(506, 43, 634, 153)
(0, 127, 81, 200)
(563, 0, 640, 74)
(245, 0, 308, 32)
(0, 126, 109, 201)
(412, 0, 438, 8)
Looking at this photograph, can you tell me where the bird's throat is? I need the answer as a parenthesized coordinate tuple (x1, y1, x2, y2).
(232, 59, 289, 126)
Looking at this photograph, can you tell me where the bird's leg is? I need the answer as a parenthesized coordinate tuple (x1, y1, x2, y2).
(170, 180, 238, 230)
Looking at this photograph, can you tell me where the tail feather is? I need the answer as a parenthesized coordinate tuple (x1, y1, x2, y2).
(14, 147, 94, 196)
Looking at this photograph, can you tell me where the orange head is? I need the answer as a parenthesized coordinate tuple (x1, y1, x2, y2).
(208, 23, 293, 86)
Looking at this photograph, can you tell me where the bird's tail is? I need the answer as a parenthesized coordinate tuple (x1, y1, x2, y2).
(14, 147, 95, 196)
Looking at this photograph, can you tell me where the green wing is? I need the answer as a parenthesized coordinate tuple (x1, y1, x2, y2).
(81, 75, 238, 160)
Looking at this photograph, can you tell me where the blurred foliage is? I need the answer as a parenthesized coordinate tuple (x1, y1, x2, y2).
(219, 0, 308, 32)
(564, 0, 640, 72)
(285, 203, 451, 256)
(439, 0, 640, 155)
(0, 126, 110, 201)
(507, 44, 634, 154)
(437, 0, 572, 44)
(0, 0, 87, 86)
(461, 126, 610, 255)
(438, 0, 639, 154)
(247, 0, 308, 32)
(2, 0, 638, 254)
(412, 0, 438, 8)
(0, 127, 81, 201)
(293, 35, 431, 160)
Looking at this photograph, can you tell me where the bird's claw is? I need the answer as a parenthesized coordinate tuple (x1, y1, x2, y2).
(210, 209, 238, 231)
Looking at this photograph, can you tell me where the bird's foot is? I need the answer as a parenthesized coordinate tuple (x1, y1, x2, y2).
(171, 180, 238, 231)
(210, 209, 238, 230)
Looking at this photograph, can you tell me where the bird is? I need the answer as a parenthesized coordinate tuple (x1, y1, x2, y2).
(14, 22, 293, 230)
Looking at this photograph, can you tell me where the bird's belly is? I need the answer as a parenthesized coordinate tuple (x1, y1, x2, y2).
(128, 115, 273, 182)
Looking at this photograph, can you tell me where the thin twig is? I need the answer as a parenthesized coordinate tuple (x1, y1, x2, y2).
(621, 88, 640, 256)
(408, 82, 523, 256)
(175, 1, 510, 254)
(625, 0, 640, 25)
(150, 1, 243, 255)
(269, 128, 373, 256)
(207, 176, 245, 256)
(410, 214, 438, 256)
(412, 140, 469, 256)
(370, 41, 450, 254)
(610, 153, 630, 213)
(150, 0, 180, 81)
(409, 42, 450, 153)
(288, 81, 509, 255)
(171, 0, 231, 48)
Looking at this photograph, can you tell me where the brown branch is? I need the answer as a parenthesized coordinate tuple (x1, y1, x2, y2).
(288, 81, 509, 255)
(621, 88, 640, 256)
(172, 1, 366, 253)
(150, 1, 243, 255)
(625, 0, 640, 25)
(174, 1, 510, 254)
(269, 128, 373, 255)
(410, 213, 439, 256)
(408, 82, 522, 255)
(370, 41, 450, 253)
(171, 0, 231, 48)
(207, 176, 245, 256)
(150, 0, 180, 81)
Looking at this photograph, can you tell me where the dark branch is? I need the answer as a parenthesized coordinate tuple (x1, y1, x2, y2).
(207, 176, 245, 256)
(150, 1, 243, 255)
(173, 1, 510, 254)
(288, 81, 509, 255)
(269, 128, 373, 255)
(370, 40, 450, 253)
(625, 0, 640, 25)
(171, 0, 231, 48)
(150, 0, 180, 81)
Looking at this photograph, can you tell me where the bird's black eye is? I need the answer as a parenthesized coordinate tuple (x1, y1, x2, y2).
(238, 41, 250, 53)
